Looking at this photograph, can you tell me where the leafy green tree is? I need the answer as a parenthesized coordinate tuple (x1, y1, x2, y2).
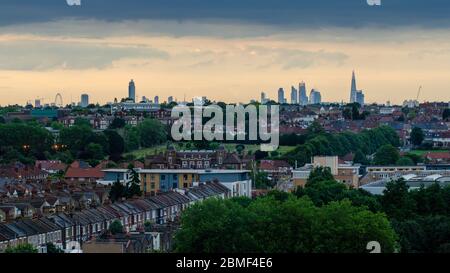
(50, 121, 64, 130)
(353, 149, 369, 165)
(235, 144, 245, 154)
(124, 126, 141, 152)
(109, 117, 126, 129)
(109, 220, 124, 235)
(104, 130, 125, 161)
(174, 198, 257, 253)
(410, 127, 425, 146)
(393, 215, 450, 253)
(137, 119, 167, 148)
(85, 143, 104, 160)
(396, 157, 415, 166)
(380, 179, 416, 220)
(174, 197, 397, 253)
(307, 167, 334, 184)
(144, 221, 153, 232)
(46, 243, 64, 253)
(126, 165, 142, 198)
(0, 123, 54, 161)
(74, 117, 91, 127)
(296, 179, 347, 206)
(252, 170, 273, 189)
(374, 144, 400, 166)
(109, 179, 127, 202)
(60, 124, 94, 156)
(5, 243, 38, 253)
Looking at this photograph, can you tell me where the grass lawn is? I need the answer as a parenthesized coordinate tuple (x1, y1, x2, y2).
(409, 149, 449, 156)
(126, 143, 297, 159)
(125, 144, 171, 159)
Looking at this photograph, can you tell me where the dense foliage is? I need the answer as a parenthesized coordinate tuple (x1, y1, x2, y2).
(5, 243, 38, 253)
(0, 117, 167, 164)
(282, 124, 400, 166)
(175, 166, 450, 253)
(174, 196, 397, 253)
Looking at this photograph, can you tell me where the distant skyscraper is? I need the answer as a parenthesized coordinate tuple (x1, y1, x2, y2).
(309, 89, 322, 105)
(80, 94, 89, 108)
(261, 92, 268, 104)
(168, 96, 174, 104)
(350, 71, 365, 105)
(291, 86, 298, 104)
(299, 81, 308, 106)
(128, 79, 136, 102)
(356, 91, 365, 106)
(34, 99, 41, 108)
(154, 96, 159, 104)
(278, 88, 285, 104)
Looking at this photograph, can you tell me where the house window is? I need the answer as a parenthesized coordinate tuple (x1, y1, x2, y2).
(183, 183, 188, 188)
(151, 183, 155, 189)
(161, 175, 166, 180)
(204, 161, 210, 168)
(183, 174, 188, 180)
(182, 161, 188, 168)
(197, 161, 202, 168)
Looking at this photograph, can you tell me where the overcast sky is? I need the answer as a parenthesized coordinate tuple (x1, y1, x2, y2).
(1, 0, 450, 105)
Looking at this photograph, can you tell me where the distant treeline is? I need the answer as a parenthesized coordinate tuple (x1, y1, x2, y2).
(281, 123, 400, 166)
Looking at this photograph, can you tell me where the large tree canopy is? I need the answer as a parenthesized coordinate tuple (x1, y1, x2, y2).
(174, 196, 397, 253)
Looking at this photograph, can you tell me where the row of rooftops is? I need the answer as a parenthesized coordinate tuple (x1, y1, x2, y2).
(102, 169, 250, 174)
(0, 182, 229, 242)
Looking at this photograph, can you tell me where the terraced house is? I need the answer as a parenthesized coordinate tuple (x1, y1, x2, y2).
(0, 181, 230, 253)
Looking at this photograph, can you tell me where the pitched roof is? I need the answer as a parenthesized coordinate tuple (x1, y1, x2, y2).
(65, 165, 104, 179)
(259, 160, 292, 170)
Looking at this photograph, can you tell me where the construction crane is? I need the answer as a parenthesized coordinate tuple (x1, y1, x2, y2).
(416, 86, 422, 101)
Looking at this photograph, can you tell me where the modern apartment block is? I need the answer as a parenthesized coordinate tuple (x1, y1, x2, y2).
(101, 169, 252, 198)
(292, 156, 360, 188)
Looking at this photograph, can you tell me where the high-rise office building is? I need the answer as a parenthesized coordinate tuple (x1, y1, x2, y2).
(291, 86, 298, 104)
(356, 91, 365, 106)
(154, 96, 159, 105)
(350, 71, 365, 105)
(261, 92, 268, 104)
(34, 99, 41, 108)
(309, 89, 322, 105)
(299, 81, 308, 106)
(168, 96, 174, 104)
(278, 88, 285, 104)
(128, 79, 136, 102)
(81, 94, 89, 108)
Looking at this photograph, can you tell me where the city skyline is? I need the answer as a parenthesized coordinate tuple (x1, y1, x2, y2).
(2, 1, 450, 105)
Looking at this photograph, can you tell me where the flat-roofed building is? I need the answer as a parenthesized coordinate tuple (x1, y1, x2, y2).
(292, 156, 360, 189)
(101, 169, 252, 198)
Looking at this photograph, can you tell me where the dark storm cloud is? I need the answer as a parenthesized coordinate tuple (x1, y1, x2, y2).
(0, 0, 450, 29)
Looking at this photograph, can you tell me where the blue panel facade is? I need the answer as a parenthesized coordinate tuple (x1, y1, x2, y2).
(199, 173, 248, 183)
(159, 174, 179, 191)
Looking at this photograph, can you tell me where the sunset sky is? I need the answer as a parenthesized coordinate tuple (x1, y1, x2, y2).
(1, 0, 450, 105)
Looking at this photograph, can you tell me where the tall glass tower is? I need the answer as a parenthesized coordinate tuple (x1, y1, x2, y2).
(299, 81, 308, 106)
(128, 79, 136, 102)
(350, 71, 357, 103)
